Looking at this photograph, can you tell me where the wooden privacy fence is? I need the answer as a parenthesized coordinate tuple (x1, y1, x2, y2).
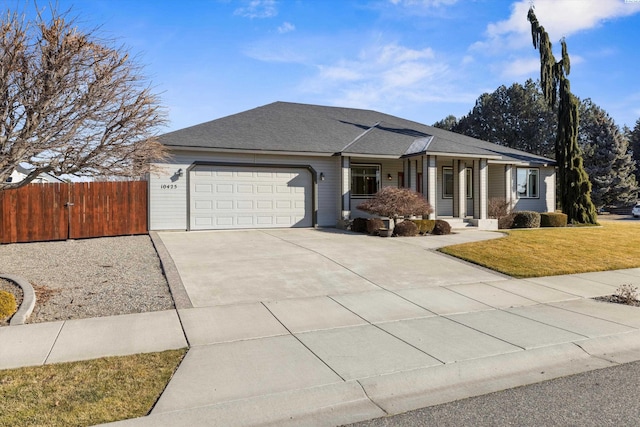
(0, 181, 148, 244)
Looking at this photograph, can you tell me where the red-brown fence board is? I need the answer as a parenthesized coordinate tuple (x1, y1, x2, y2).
(0, 181, 148, 244)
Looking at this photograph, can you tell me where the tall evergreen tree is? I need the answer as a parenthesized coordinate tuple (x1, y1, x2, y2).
(450, 79, 556, 158)
(579, 100, 637, 208)
(528, 8, 597, 224)
(629, 118, 640, 183)
(432, 115, 458, 131)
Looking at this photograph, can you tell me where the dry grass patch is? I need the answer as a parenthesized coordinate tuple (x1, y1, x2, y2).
(0, 349, 187, 427)
(439, 221, 640, 278)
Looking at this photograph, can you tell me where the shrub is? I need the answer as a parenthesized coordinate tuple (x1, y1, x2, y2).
(410, 219, 435, 234)
(498, 213, 515, 229)
(511, 211, 541, 229)
(540, 212, 568, 227)
(488, 197, 511, 219)
(351, 217, 368, 233)
(431, 219, 452, 235)
(366, 218, 385, 235)
(0, 290, 17, 319)
(358, 187, 433, 218)
(616, 284, 638, 304)
(393, 220, 419, 237)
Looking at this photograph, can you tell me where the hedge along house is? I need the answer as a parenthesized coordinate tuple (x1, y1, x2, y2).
(149, 102, 555, 231)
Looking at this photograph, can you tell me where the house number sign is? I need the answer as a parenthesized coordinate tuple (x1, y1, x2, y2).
(160, 184, 178, 189)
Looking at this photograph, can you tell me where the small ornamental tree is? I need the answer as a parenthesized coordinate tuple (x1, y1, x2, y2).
(358, 187, 433, 224)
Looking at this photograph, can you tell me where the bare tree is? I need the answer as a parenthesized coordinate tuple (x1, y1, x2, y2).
(0, 6, 167, 189)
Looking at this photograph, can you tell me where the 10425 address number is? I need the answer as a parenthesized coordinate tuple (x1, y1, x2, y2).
(160, 184, 178, 189)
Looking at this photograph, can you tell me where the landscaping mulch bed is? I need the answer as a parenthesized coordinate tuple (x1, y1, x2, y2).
(593, 295, 640, 307)
(0, 235, 174, 324)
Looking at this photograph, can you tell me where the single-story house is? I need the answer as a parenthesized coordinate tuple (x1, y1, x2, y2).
(6, 164, 65, 184)
(149, 102, 555, 231)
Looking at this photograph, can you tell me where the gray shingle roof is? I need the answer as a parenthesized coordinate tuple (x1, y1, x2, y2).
(160, 102, 554, 165)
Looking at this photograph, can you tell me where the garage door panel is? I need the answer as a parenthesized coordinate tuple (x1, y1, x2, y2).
(190, 165, 312, 230)
(236, 200, 253, 209)
(195, 184, 213, 193)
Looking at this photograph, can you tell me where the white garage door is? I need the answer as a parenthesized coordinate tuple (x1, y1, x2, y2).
(190, 165, 312, 230)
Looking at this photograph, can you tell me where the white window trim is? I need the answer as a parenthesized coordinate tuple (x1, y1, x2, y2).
(516, 167, 539, 199)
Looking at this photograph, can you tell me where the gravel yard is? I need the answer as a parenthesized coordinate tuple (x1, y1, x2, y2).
(0, 235, 174, 324)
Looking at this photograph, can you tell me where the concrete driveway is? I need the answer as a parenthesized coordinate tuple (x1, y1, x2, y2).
(157, 228, 506, 307)
(115, 228, 640, 427)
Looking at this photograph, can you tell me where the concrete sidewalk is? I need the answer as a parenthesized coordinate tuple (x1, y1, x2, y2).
(3, 229, 640, 427)
(0, 310, 187, 370)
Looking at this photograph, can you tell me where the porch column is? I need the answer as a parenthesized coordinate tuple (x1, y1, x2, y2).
(479, 158, 488, 219)
(341, 156, 350, 220)
(458, 160, 466, 218)
(505, 164, 513, 207)
(473, 159, 480, 218)
(427, 156, 437, 219)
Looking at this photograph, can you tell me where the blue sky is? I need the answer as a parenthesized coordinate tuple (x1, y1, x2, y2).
(6, 0, 640, 132)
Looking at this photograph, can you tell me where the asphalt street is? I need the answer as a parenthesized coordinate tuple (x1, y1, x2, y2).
(348, 360, 640, 427)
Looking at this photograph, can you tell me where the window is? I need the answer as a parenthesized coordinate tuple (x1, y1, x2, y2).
(442, 167, 453, 198)
(516, 168, 539, 198)
(466, 168, 473, 199)
(351, 164, 380, 196)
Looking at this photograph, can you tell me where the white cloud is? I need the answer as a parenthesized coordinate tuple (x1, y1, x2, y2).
(277, 22, 295, 34)
(500, 57, 540, 78)
(318, 66, 362, 82)
(234, 0, 278, 19)
(475, 0, 640, 53)
(299, 42, 474, 112)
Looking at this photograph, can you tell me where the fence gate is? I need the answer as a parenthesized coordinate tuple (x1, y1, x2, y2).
(0, 181, 148, 244)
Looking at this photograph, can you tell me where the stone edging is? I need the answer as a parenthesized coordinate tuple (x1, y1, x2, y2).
(1, 273, 36, 326)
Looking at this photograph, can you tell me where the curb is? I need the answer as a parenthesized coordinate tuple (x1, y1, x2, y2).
(1, 273, 36, 326)
(149, 232, 193, 310)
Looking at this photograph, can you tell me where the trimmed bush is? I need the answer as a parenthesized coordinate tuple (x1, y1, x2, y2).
(511, 211, 541, 229)
(410, 219, 436, 234)
(357, 187, 433, 218)
(366, 218, 385, 235)
(0, 290, 17, 319)
(431, 219, 452, 235)
(498, 213, 515, 229)
(351, 217, 368, 233)
(393, 220, 419, 237)
(540, 212, 568, 227)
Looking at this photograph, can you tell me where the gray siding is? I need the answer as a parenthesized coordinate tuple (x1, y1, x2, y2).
(512, 166, 555, 213)
(436, 159, 453, 216)
(488, 164, 506, 199)
(149, 151, 340, 230)
(350, 158, 403, 218)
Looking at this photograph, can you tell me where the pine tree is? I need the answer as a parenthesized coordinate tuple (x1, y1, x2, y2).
(450, 79, 556, 158)
(579, 100, 638, 208)
(629, 118, 640, 183)
(527, 8, 597, 224)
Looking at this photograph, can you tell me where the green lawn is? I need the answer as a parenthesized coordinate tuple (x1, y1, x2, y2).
(0, 349, 187, 427)
(440, 220, 640, 278)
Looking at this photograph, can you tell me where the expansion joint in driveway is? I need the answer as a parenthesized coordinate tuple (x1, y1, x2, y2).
(260, 301, 347, 382)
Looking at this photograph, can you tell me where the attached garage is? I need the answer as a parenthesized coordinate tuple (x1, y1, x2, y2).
(189, 164, 314, 230)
